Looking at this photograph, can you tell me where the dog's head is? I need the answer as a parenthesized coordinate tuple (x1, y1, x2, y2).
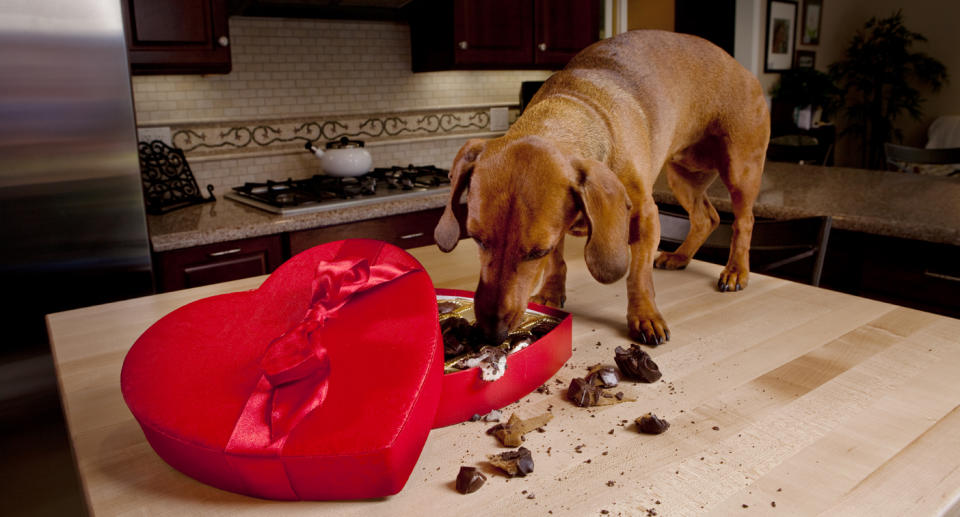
(435, 136, 632, 342)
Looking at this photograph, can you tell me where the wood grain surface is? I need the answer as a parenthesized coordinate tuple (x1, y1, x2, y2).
(46, 237, 960, 516)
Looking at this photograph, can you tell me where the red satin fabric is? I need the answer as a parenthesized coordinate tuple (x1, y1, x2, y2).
(121, 240, 443, 500)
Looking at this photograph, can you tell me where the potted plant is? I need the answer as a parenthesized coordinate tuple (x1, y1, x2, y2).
(770, 67, 841, 130)
(828, 10, 948, 169)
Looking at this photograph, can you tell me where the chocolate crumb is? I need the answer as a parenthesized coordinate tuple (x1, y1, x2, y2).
(742, 504, 749, 508)
(527, 493, 536, 499)
(608, 429, 615, 434)
(606, 480, 615, 487)
(771, 501, 776, 507)
(636, 413, 670, 434)
(614, 344, 662, 382)
(601, 511, 609, 515)
(455, 466, 486, 494)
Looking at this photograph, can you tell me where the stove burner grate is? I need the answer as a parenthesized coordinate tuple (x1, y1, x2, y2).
(230, 164, 449, 210)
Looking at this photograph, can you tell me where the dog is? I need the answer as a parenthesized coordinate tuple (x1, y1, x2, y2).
(434, 30, 769, 345)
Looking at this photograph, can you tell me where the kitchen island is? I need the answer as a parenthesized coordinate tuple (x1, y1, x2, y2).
(47, 237, 960, 516)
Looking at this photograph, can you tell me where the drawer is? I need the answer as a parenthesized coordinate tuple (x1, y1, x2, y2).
(154, 234, 283, 292)
(289, 208, 456, 255)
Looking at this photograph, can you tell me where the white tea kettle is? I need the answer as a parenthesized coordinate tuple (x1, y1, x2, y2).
(304, 137, 373, 177)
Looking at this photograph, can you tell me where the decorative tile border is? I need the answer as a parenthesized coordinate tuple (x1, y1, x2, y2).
(168, 108, 508, 159)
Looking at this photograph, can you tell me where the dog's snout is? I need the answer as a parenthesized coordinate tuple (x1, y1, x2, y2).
(474, 282, 520, 344)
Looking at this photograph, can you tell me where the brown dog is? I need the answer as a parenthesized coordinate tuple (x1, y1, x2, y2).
(434, 30, 769, 345)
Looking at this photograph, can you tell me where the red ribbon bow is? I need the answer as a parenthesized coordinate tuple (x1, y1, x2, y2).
(226, 249, 419, 458)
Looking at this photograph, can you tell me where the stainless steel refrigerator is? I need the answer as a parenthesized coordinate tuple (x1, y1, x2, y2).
(0, 0, 154, 351)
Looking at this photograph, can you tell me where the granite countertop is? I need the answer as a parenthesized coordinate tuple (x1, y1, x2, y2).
(148, 189, 451, 252)
(148, 162, 959, 252)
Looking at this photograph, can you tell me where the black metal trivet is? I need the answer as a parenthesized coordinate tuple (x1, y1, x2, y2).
(138, 140, 215, 215)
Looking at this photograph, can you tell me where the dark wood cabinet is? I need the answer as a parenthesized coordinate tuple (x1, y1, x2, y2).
(289, 207, 462, 255)
(121, 0, 231, 75)
(410, 0, 601, 72)
(154, 234, 282, 292)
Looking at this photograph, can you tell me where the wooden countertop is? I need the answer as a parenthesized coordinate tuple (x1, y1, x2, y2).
(47, 238, 960, 516)
(148, 162, 960, 252)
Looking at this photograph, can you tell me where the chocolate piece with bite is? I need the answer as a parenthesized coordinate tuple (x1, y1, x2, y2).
(636, 413, 670, 434)
(488, 447, 534, 477)
(615, 344, 662, 382)
(455, 466, 486, 494)
(567, 377, 602, 407)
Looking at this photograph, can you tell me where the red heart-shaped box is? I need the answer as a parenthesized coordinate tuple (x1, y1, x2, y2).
(122, 239, 571, 501)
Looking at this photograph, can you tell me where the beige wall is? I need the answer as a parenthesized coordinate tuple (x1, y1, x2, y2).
(815, 0, 960, 148)
(627, 0, 674, 31)
(756, 1, 959, 165)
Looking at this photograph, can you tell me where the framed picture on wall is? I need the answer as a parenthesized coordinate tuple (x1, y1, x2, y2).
(802, 0, 823, 45)
(765, 0, 798, 72)
(795, 50, 816, 68)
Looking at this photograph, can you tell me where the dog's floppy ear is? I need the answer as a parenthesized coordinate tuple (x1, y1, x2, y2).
(435, 138, 487, 252)
(570, 158, 632, 283)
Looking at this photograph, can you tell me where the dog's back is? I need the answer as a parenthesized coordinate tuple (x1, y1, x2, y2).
(521, 30, 768, 178)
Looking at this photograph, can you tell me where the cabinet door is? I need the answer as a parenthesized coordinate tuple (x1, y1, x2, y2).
(155, 235, 282, 292)
(122, 0, 231, 75)
(454, 0, 534, 67)
(534, 0, 602, 67)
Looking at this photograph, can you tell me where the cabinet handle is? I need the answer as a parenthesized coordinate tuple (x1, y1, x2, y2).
(400, 232, 425, 240)
(538, 42, 547, 51)
(218, 36, 230, 47)
(924, 270, 960, 282)
(209, 248, 241, 257)
(458, 40, 468, 50)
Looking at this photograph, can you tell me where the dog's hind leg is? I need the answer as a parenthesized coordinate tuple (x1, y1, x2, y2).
(654, 160, 720, 270)
(530, 234, 567, 308)
(716, 140, 765, 292)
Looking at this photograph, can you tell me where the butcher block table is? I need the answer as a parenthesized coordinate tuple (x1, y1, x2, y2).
(47, 237, 960, 516)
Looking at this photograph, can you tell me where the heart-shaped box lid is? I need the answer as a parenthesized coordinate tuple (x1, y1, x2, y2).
(121, 239, 443, 500)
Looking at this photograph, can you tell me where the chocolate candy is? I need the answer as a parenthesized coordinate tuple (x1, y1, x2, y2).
(455, 466, 486, 494)
(438, 301, 460, 314)
(529, 320, 558, 338)
(488, 447, 534, 477)
(636, 413, 670, 434)
(586, 364, 620, 388)
(614, 344, 662, 383)
(567, 377, 602, 407)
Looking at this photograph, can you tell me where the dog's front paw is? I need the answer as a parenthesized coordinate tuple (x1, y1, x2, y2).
(530, 291, 566, 308)
(654, 251, 690, 270)
(717, 266, 749, 292)
(628, 312, 670, 346)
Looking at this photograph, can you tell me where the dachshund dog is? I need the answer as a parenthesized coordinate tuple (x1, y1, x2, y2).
(434, 30, 769, 345)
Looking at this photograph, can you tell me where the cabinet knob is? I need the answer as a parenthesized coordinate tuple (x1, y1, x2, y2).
(538, 42, 547, 51)
(218, 36, 230, 47)
(458, 40, 468, 50)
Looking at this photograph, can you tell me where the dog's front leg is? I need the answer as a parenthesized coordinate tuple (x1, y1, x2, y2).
(627, 200, 670, 344)
(530, 234, 567, 308)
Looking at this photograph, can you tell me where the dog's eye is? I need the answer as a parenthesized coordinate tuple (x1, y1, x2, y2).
(524, 248, 550, 261)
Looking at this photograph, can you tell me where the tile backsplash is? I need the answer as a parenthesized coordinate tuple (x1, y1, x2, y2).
(131, 16, 552, 194)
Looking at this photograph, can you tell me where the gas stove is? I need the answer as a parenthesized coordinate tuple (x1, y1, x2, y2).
(224, 165, 450, 216)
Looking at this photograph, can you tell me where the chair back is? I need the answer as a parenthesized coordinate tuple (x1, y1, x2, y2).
(658, 210, 832, 286)
(885, 143, 960, 175)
